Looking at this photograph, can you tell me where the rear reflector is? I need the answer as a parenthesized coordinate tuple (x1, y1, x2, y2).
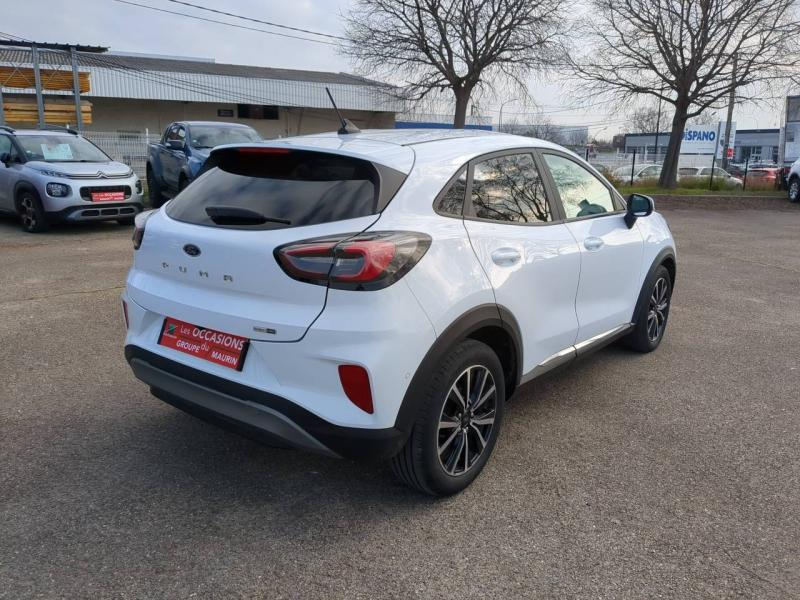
(338, 365, 373, 414)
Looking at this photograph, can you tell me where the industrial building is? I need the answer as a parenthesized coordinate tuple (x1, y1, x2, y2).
(0, 42, 400, 138)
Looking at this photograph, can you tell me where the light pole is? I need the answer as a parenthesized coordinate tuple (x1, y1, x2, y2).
(498, 98, 520, 133)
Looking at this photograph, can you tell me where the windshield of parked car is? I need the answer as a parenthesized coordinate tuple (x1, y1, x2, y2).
(16, 135, 110, 163)
(189, 126, 261, 149)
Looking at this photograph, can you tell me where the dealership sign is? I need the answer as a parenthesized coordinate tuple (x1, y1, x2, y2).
(680, 122, 736, 155)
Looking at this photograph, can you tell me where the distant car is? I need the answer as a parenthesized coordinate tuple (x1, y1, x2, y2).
(0, 126, 144, 232)
(743, 164, 781, 188)
(146, 121, 261, 207)
(678, 167, 743, 188)
(612, 163, 662, 184)
(786, 158, 800, 202)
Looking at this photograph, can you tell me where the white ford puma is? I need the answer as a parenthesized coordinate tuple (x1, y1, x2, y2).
(123, 129, 676, 495)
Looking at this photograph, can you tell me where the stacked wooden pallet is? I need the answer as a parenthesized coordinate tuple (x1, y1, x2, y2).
(2, 98, 93, 125)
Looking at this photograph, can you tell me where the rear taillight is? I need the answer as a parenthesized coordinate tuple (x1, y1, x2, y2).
(275, 231, 431, 290)
(132, 209, 156, 250)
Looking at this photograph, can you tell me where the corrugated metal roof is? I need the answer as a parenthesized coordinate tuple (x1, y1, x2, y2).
(0, 48, 402, 112)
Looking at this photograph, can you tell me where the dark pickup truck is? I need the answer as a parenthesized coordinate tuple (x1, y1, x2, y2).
(146, 121, 261, 206)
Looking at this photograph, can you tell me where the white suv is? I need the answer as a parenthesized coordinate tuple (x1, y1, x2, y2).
(123, 130, 676, 495)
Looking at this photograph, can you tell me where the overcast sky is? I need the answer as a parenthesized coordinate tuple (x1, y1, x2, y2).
(3, 0, 788, 135)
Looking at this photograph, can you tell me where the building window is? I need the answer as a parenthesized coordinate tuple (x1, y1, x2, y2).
(237, 104, 279, 120)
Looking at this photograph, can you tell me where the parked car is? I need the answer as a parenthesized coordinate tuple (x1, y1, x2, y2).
(0, 126, 143, 232)
(678, 166, 743, 188)
(123, 129, 676, 495)
(743, 163, 781, 188)
(786, 157, 800, 202)
(146, 121, 261, 206)
(612, 163, 662, 183)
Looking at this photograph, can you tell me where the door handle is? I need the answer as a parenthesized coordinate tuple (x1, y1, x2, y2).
(584, 236, 604, 251)
(491, 248, 521, 266)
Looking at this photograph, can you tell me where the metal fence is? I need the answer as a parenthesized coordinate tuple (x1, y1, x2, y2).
(83, 131, 151, 180)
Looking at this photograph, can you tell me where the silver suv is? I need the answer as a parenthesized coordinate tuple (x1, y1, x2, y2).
(0, 126, 144, 232)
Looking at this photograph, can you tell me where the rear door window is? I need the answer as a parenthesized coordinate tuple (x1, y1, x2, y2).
(166, 148, 405, 230)
(469, 153, 553, 223)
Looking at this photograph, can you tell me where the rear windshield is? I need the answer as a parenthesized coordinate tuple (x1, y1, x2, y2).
(166, 148, 405, 230)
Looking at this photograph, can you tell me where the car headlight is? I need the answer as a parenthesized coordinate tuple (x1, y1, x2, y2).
(45, 182, 72, 197)
(135, 178, 143, 194)
(36, 168, 70, 178)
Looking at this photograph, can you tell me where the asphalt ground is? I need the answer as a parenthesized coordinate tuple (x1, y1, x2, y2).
(1, 204, 798, 599)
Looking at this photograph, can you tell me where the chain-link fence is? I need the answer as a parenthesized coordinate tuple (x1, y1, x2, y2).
(83, 131, 151, 181)
(586, 151, 781, 192)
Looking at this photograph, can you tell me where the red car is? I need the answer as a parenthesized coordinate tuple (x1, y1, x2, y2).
(744, 164, 781, 188)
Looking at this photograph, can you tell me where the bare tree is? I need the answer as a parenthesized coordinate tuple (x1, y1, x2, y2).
(342, 0, 565, 128)
(629, 106, 670, 134)
(567, 0, 800, 187)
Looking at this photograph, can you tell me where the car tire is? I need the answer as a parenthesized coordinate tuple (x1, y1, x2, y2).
(18, 189, 49, 233)
(178, 176, 188, 193)
(390, 339, 505, 496)
(147, 167, 164, 208)
(788, 178, 800, 203)
(621, 264, 672, 353)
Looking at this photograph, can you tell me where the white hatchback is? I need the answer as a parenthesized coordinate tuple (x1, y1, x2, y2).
(123, 129, 676, 495)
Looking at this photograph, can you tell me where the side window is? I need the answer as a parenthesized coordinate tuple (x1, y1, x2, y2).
(543, 154, 615, 219)
(0, 135, 11, 156)
(435, 167, 467, 216)
(470, 153, 552, 223)
(166, 125, 181, 142)
(641, 165, 661, 177)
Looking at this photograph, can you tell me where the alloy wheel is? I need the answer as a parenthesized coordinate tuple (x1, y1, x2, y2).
(790, 181, 799, 202)
(20, 195, 37, 230)
(647, 277, 669, 342)
(437, 365, 497, 477)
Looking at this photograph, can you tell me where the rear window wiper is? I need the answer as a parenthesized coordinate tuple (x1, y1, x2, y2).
(205, 206, 291, 226)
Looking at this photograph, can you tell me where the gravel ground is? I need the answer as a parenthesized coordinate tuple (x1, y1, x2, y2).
(1, 206, 798, 599)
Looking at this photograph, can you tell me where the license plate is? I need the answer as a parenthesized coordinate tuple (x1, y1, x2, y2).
(91, 191, 125, 202)
(158, 317, 249, 371)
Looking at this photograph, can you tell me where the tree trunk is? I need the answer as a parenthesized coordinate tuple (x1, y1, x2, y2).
(453, 86, 470, 129)
(658, 102, 689, 188)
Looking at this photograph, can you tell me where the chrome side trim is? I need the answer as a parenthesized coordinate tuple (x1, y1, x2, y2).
(519, 323, 634, 385)
(574, 323, 634, 356)
(520, 346, 576, 384)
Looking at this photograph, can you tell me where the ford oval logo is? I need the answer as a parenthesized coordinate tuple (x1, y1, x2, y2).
(183, 244, 201, 257)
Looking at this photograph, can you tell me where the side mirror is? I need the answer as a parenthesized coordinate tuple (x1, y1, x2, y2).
(625, 193, 654, 228)
(166, 139, 185, 151)
(0, 152, 10, 166)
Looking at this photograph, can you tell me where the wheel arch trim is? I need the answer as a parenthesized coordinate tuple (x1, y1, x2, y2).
(393, 303, 522, 435)
(632, 247, 676, 324)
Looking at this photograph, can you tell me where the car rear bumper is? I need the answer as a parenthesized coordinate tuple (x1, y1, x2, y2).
(125, 345, 407, 461)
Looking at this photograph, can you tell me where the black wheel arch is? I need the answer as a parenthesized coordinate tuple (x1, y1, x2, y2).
(631, 247, 676, 325)
(393, 303, 522, 436)
(14, 181, 39, 212)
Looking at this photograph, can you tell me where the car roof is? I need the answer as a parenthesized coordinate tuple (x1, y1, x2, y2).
(179, 121, 255, 128)
(3, 128, 76, 137)
(232, 128, 572, 174)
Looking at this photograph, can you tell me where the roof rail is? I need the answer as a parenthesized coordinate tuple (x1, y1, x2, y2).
(38, 125, 79, 135)
(0, 125, 15, 133)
